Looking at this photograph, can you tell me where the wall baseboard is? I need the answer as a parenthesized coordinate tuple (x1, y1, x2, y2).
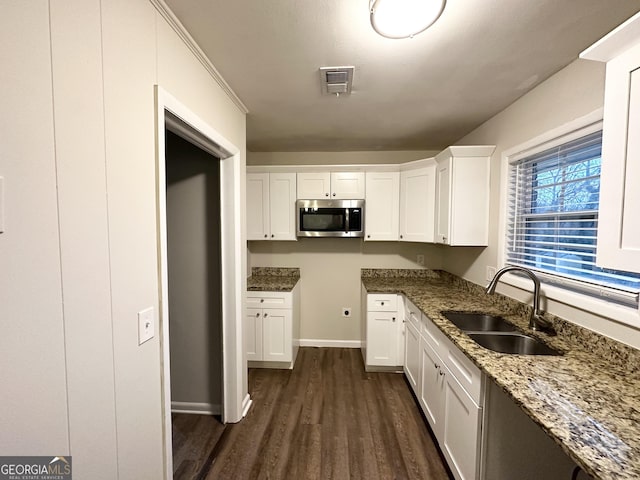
(299, 339, 362, 348)
(171, 401, 221, 415)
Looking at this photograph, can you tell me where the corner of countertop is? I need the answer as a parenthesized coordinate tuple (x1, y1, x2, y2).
(251, 266, 300, 278)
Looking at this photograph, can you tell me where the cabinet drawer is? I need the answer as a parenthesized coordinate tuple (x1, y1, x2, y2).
(404, 298, 421, 329)
(441, 334, 483, 405)
(421, 313, 445, 352)
(367, 294, 398, 312)
(247, 291, 292, 309)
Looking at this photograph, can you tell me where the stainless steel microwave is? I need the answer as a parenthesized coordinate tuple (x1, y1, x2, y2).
(296, 199, 364, 237)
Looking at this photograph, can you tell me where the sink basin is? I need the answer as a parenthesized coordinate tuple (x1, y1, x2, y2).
(442, 311, 517, 332)
(468, 332, 562, 356)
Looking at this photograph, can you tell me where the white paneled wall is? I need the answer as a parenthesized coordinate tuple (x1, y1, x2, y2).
(0, 0, 69, 455)
(0, 1, 247, 478)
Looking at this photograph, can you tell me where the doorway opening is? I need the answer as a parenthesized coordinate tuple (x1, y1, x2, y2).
(155, 86, 247, 479)
(165, 129, 224, 477)
(165, 129, 223, 416)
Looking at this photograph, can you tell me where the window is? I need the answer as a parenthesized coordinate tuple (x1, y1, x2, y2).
(507, 126, 640, 307)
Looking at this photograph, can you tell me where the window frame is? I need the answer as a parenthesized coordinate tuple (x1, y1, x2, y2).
(497, 109, 640, 325)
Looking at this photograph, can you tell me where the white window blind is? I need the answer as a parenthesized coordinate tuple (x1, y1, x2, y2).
(507, 129, 640, 307)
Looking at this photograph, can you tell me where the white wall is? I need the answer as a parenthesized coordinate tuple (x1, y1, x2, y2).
(0, 0, 70, 458)
(248, 150, 438, 165)
(447, 58, 640, 348)
(0, 1, 246, 478)
(248, 151, 443, 343)
(250, 239, 443, 342)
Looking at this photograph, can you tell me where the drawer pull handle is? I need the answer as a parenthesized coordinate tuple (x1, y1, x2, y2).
(264, 313, 268, 317)
(392, 317, 396, 322)
(381, 301, 385, 306)
(255, 312, 260, 317)
(439, 370, 445, 377)
(260, 299, 264, 303)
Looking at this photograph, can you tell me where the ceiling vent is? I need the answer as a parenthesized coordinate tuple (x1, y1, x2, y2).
(319, 66, 354, 96)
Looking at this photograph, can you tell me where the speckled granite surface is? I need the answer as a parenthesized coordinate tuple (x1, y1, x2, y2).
(362, 269, 640, 480)
(247, 267, 300, 291)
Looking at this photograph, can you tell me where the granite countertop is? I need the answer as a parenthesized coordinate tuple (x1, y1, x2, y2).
(247, 267, 300, 292)
(361, 269, 640, 480)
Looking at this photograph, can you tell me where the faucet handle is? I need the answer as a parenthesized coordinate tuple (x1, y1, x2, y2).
(531, 313, 556, 335)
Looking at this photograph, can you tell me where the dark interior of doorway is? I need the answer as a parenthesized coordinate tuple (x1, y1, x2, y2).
(165, 129, 225, 478)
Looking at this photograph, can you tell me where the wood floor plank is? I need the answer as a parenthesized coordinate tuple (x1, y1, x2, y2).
(175, 347, 453, 480)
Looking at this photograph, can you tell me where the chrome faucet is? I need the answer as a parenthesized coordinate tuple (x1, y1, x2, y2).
(485, 266, 555, 334)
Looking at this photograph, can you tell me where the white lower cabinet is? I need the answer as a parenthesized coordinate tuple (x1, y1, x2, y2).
(442, 367, 483, 480)
(246, 284, 300, 368)
(362, 292, 403, 370)
(403, 297, 484, 480)
(419, 337, 445, 433)
(404, 320, 420, 391)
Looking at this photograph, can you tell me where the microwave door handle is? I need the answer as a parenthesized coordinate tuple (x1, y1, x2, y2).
(345, 208, 349, 234)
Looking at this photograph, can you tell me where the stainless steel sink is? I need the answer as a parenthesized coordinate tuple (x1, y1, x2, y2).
(468, 332, 562, 356)
(442, 311, 517, 332)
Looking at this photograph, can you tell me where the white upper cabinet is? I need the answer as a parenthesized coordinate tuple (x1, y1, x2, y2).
(581, 12, 640, 273)
(297, 171, 365, 199)
(247, 173, 270, 240)
(247, 172, 296, 240)
(296, 172, 331, 199)
(365, 171, 400, 241)
(434, 146, 495, 246)
(399, 162, 436, 243)
(331, 172, 365, 198)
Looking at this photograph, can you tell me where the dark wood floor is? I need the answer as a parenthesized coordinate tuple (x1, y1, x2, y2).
(173, 347, 452, 480)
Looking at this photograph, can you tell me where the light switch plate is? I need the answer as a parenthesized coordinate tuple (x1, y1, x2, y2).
(138, 307, 154, 345)
(417, 254, 425, 266)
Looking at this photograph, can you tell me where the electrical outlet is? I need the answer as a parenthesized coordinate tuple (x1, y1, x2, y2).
(138, 307, 154, 345)
(342, 307, 352, 318)
(486, 266, 497, 281)
(417, 254, 425, 266)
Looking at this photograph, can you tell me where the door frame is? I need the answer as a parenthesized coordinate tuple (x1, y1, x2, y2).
(154, 86, 245, 478)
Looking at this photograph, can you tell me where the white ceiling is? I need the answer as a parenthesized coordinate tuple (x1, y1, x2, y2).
(164, 0, 640, 152)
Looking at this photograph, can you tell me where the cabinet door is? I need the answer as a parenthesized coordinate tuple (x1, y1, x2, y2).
(247, 173, 270, 240)
(365, 171, 400, 241)
(441, 371, 482, 480)
(404, 321, 420, 393)
(269, 172, 297, 240)
(596, 42, 640, 272)
(435, 149, 492, 246)
(435, 157, 452, 244)
(419, 337, 446, 438)
(297, 172, 331, 199)
(262, 308, 292, 362)
(246, 308, 263, 361)
(399, 165, 436, 242)
(366, 311, 400, 366)
(331, 172, 365, 199)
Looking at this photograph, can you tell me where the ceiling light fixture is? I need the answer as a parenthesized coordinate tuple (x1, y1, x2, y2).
(370, 0, 446, 39)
